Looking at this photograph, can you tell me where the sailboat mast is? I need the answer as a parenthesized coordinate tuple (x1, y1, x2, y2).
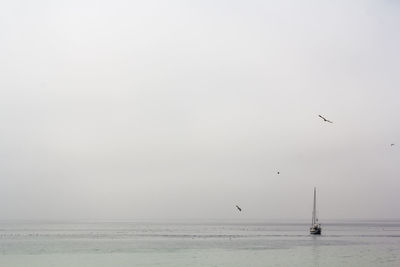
(312, 187, 316, 225)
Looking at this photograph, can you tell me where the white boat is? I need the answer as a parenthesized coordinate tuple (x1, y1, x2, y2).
(310, 187, 322, 235)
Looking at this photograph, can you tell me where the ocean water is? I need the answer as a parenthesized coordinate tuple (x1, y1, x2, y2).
(0, 220, 399, 266)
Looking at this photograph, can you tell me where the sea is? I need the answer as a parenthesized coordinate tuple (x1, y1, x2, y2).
(0, 220, 399, 267)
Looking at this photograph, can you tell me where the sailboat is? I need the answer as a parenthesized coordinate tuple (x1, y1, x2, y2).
(310, 187, 322, 235)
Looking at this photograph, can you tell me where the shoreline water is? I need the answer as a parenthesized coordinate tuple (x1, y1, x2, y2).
(0, 220, 399, 266)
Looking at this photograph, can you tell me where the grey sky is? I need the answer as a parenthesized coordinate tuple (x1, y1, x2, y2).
(0, 0, 399, 221)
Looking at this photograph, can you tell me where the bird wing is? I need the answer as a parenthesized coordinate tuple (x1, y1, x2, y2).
(318, 115, 329, 121)
(319, 115, 333, 123)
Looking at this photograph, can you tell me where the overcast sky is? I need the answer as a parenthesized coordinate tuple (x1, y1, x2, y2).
(0, 0, 399, 221)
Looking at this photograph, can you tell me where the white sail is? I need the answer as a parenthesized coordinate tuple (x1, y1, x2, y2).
(310, 187, 321, 235)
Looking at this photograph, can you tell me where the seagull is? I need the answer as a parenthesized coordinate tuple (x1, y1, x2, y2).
(391, 144, 395, 146)
(235, 205, 242, 212)
(318, 115, 333, 123)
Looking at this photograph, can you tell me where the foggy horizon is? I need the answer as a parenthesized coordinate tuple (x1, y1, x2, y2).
(1, 0, 399, 222)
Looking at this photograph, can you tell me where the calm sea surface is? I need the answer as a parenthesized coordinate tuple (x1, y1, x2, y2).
(0, 220, 399, 266)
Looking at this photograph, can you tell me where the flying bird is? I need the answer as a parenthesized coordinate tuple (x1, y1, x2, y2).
(318, 115, 333, 123)
(277, 171, 280, 174)
(391, 144, 395, 146)
(235, 205, 242, 212)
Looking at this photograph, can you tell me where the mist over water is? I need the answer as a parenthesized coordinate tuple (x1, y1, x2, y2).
(1, 0, 400, 265)
(1, 0, 400, 222)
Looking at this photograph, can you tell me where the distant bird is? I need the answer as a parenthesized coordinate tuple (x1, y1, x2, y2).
(391, 144, 395, 146)
(318, 115, 333, 123)
(235, 205, 242, 212)
(277, 171, 280, 174)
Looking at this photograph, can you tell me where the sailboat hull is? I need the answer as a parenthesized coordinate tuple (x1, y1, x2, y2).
(310, 226, 321, 235)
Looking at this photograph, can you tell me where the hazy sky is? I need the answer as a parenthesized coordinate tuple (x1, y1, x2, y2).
(0, 0, 399, 221)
